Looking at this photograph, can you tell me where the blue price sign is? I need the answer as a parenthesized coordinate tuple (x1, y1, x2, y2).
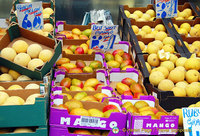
(156, 0, 178, 18)
(182, 108, 200, 136)
(90, 25, 118, 51)
(16, 2, 43, 31)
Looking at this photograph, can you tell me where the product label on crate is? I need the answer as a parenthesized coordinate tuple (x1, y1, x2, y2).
(16, 2, 43, 30)
(80, 116, 100, 127)
(90, 25, 118, 50)
(182, 108, 200, 136)
(156, 0, 178, 18)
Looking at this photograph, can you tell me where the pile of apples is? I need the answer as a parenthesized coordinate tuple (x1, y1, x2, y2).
(183, 40, 200, 57)
(147, 53, 200, 97)
(122, 100, 167, 119)
(105, 49, 134, 70)
(70, 129, 108, 136)
(56, 58, 103, 73)
(60, 77, 103, 92)
(58, 99, 120, 118)
(58, 28, 91, 40)
(0, 91, 42, 105)
(175, 8, 194, 20)
(0, 67, 31, 81)
(0, 40, 53, 71)
(60, 92, 108, 102)
(171, 101, 200, 127)
(116, 77, 144, 98)
(124, 9, 156, 22)
(174, 22, 200, 38)
(64, 42, 93, 55)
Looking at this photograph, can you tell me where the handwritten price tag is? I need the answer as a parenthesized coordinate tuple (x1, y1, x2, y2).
(16, 2, 43, 31)
(182, 108, 200, 136)
(90, 25, 118, 51)
(156, 0, 178, 18)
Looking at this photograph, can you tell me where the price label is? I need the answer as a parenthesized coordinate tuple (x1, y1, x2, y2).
(156, 0, 178, 18)
(90, 25, 118, 51)
(182, 108, 200, 136)
(80, 116, 100, 127)
(16, 2, 43, 30)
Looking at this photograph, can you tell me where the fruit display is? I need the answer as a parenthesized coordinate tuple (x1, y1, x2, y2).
(124, 96, 179, 135)
(181, 38, 200, 57)
(0, 40, 53, 70)
(56, 58, 104, 73)
(105, 49, 135, 70)
(171, 101, 200, 127)
(56, 77, 105, 92)
(33, 22, 54, 37)
(57, 28, 91, 40)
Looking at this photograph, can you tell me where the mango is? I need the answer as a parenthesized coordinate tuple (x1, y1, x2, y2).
(72, 79, 83, 88)
(70, 108, 90, 116)
(115, 54, 123, 63)
(76, 60, 86, 68)
(68, 68, 83, 73)
(61, 63, 76, 71)
(89, 60, 102, 69)
(112, 49, 124, 56)
(84, 78, 99, 87)
(116, 82, 131, 94)
(105, 53, 114, 62)
(88, 109, 104, 117)
(83, 86, 95, 91)
(83, 66, 93, 73)
(65, 100, 83, 111)
(70, 86, 83, 91)
(107, 60, 120, 68)
(74, 92, 87, 100)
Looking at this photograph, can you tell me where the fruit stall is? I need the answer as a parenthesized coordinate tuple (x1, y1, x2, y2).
(0, 0, 199, 136)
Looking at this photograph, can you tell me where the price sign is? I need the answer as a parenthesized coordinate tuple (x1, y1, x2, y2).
(156, 0, 178, 18)
(16, 2, 43, 30)
(182, 108, 200, 136)
(90, 25, 118, 51)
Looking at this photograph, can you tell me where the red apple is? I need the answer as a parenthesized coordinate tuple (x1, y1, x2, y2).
(60, 78, 71, 88)
(121, 78, 137, 86)
(69, 68, 83, 73)
(103, 104, 118, 113)
(75, 47, 84, 54)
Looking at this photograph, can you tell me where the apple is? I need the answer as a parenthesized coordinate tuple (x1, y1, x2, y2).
(74, 47, 84, 54)
(103, 104, 118, 113)
(60, 78, 71, 88)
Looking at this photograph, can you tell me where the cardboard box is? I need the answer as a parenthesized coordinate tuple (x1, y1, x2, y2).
(0, 126, 48, 136)
(49, 98, 127, 136)
(145, 83, 200, 112)
(49, 125, 125, 136)
(123, 95, 179, 135)
(108, 68, 148, 98)
(52, 70, 109, 91)
(0, 23, 62, 80)
(0, 89, 47, 128)
(55, 21, 91, 40)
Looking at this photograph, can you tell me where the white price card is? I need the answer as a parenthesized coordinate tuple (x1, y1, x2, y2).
(156, 0, 178, 18)
(16, 2, 43, 30)
(90, 25, 118, 51)
(182, 108, 200, 136)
